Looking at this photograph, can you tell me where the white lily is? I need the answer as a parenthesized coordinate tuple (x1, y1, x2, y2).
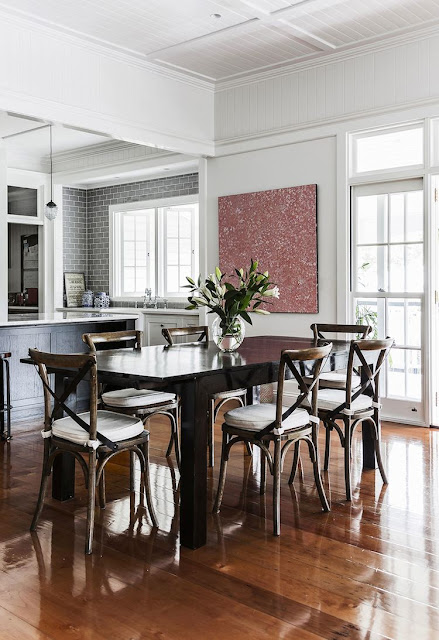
(264, 286, 280, 298)
(253, 309, 270, 315)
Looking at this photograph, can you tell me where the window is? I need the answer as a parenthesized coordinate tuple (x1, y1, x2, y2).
(352, 179, 424, 402)
(351, 123, 424, 175)
(111, 196, 198, 298)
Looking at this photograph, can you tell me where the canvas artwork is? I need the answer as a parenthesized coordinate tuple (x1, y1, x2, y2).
(218, 184, 318, 313)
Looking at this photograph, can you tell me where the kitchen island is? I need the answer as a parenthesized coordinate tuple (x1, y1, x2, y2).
(0, 312, 137, 421)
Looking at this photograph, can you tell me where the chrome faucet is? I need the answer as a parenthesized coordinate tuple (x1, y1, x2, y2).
(143, 288, 152, 308)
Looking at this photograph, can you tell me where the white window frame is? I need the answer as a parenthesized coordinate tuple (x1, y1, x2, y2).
(110, 194, 198, 300)
(350, 121, 424, 180)
(351, 178, 425, 420)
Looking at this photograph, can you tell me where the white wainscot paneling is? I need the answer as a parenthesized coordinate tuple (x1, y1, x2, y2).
(215, 32, 439, 143)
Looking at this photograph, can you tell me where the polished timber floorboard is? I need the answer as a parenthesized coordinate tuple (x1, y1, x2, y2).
(1, 412, 439, 640)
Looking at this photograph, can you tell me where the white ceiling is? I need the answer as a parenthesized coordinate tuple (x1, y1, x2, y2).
(1, 0, 439, 81)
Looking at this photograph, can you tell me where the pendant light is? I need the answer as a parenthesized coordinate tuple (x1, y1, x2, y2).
(45, 125, 58, 221)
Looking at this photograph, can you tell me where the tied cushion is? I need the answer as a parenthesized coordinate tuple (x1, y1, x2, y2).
(317, 388, 373, 413)
(52, 410, 144, 446)
(318, 371, 361, 389)
(212, 388, 246, 400)
(102, 387, 176, 408)
(224, 403, 310, 432)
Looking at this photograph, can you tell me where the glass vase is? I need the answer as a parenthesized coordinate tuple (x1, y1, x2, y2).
(212, 315, 245, 352)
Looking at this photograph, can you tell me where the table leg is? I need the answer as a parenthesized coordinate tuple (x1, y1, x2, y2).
(246, 385, 260, 405)
(179, 378, 208, 549)
(361, 366, 378, 470)
(51, 373, 76, 501)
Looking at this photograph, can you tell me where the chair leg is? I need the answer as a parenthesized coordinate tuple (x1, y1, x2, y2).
(245, 442, 253, 457)
(99, 466, 106, 509)
(30, 443, 51, 531)
(288, 441, 300, 485)
(273, 438, 281, 536)
(208, 398, 215, 467)
(85, 450, 97, 554)
(129, 450, 136, 492)
(141, 440, 158, 528)
(213, 432, 229, 513)
(323, 423, 331, 471)
(373, 419, 388, 485)
(306, 438, 330, 512)
(344, 418, 352, 501)
(260, 445, 267, 495)
(171, 406, 181, 469)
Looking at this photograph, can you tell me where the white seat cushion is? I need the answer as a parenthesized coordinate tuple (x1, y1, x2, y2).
(102, 388, 176, 409)
(317, 388, 373, 413)
(52, 410, 144, 446)
(224, 403, 310, 432)
(319, 371, 361, 389)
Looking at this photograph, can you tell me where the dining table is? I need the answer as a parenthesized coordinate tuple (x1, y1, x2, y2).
(22, 335, 380, 549)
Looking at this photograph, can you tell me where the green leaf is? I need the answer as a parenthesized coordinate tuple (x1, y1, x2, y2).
(215, 266, 222, 281)
(186, 276, 196, 285)
(240, 310, 252, 325)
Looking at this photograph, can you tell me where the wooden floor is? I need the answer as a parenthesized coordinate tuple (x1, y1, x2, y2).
(1, 412, 438, 640)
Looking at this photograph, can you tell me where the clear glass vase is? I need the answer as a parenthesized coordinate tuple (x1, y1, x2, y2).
(212, 315, 245, 352)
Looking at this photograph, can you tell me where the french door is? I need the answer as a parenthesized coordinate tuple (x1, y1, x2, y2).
(351, 179, 425, 425)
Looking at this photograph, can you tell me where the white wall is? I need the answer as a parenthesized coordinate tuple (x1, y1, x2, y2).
(205, 136, 337, 337)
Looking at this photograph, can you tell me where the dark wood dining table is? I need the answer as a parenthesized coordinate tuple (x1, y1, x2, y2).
(23, 335, 379, 549)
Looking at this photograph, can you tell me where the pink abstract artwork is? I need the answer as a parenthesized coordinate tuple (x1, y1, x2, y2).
(218, 184, 318, 313)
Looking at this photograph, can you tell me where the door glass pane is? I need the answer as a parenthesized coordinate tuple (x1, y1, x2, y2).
(123, 215, 135, 241)
(405, 191, 423, 242)
(407, 300, 421, 347)
(387, 299, 405, 345)
(389, 193, 404, 243)
(167, 211, 179, 238)
(357, 195, 387, 244)
(354, 126, 423, 173)
(387, 348, 406, 397)
(124, 242, 135, 266)
(357, 246, 387, 292)
(389, 245, 405, 292)
(167, 266, 179, 292)
(406, 350, 422, 400)
(406, 245, 423, 292)
(124, 267, 135, 293)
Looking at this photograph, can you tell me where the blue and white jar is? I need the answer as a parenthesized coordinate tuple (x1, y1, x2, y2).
(94, 292, 110, 308)
(82, 290, 94, 308)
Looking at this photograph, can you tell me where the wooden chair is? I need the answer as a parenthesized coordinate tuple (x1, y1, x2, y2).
(309, 323, 372, 389)
(29, 348, 158, 554)
(161, 325, 249, 467)
(212, 342, 333, 536)
(82, 330, 180, 469)
(316, 337, 393, 500)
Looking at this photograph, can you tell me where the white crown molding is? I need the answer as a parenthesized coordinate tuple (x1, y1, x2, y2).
(0, 6, 215, 93)
(215, 21, 439, 90)
(214, 96, 439, 156)
(50, 140, 165, 163)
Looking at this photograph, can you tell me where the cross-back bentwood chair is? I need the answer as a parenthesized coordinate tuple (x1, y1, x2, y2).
(161, 325, 249, 467)
(29, 348, 158, 554)
(309, 323, 372, 389)
(82, 330, 180, 468)
(316, 337, 393, 500)
(212, 342, 333, 536)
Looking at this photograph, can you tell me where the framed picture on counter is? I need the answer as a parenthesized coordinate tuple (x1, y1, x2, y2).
(64, 272, 86, 308)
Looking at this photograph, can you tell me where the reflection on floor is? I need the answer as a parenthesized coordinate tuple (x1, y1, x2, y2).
(0, 412, 438, 639)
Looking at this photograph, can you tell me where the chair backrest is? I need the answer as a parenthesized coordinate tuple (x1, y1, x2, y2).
(82, 329, 143, 352)
(162, 325, 208, 346)
(341, 337, 394, 412)
(29, 349, 98, 438)
(258, 342, 332, 438)
(311, 323, 372, 341)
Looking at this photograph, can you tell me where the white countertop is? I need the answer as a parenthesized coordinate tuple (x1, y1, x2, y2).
(1, 312, 139, 327)
(57, 307, 199, 316)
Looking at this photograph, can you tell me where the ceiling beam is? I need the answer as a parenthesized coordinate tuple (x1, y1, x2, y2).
(146, 0, 336, 64)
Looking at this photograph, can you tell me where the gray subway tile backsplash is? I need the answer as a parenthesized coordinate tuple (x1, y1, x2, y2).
(63, 173, 199, 300)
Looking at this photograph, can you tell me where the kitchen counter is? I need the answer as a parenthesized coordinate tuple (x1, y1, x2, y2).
(57, 307, 198, 316)
(2, 311, 138, 328)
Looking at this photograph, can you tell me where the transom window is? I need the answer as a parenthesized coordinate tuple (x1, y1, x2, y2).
(111, 196, 198, 298)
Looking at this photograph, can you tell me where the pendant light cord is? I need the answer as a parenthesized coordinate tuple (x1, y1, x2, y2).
(50, 125, 53, 201)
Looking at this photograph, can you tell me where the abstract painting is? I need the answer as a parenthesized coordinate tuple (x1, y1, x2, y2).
(218, 184, 318, 313)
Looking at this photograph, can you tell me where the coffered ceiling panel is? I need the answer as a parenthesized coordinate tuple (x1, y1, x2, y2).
(1, 0, 438, 81)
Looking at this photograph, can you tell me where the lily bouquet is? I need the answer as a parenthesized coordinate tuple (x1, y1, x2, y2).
(185, 260, 279, 351)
